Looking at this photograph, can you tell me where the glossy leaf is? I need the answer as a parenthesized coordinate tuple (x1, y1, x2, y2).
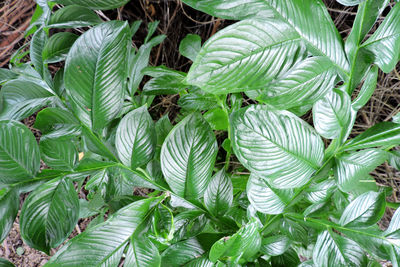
(179, 34, 201, 62)
(116, 106, 156, 169)
(260, 235, 291, 256)
(64, 21, 130, 133)
(184, 256, 214, 267)
(247, 174, 293, 214)
(204, 169, 233, 217)
(313, 88, 351, 139)
(47, 5, 102, 28)
(20, 176, 79, 253)
(352, 65, 378, 111)
(339, 191, 385, 228)
(343, 122, 400, 151)
(334, 149, 386, 192)
(203, 108, 229, 131)
(43, 32, 78, 63)
(388, 150, 400, 170)
(305, 179, 336, 203)
(336, 0, 365, 6)
(186, 19, 303, 93)
(143, 67, 187, 95)
(34, 107, 79, 134)
(0, 68, 18, 84)
(361, 3, 400, 73)
(0, 120, 40, 185)
(161, 238, 204, 266)
(40, 139, 78, 171)
(161, 113, 217, 199)
(53, 0, 129, 10)
(45, 197, 161, 266)
(124, 237, 161, 267)
(0, 188, 19, 243)
(231, 105, 324, 189)
(30, 28, 51, 83)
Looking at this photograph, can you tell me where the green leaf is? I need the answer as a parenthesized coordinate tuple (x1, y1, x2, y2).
(313, 88, 351, 139)
(40, 139, 78, 171)
(247, 174, 293, 214)
(343, 122, 400, 151)
(184, 256, 214, 267)
(143, 67, 187, 95)
(336, 0, 365, 6)
(186, 19, 303, 93)
(47, 5, 102, 28)
(0, 68, 18, 84)
(0, 258, 15, 267)
(161, 113, 217, 199)
(179, 34, 201, 62)
(124, 237, 161, 267)
(270, 248, 300, 267)
(259, 57, 337, 109)
(260, 235, 291, 256)
(0, 79, 56, 121)
(0, 120, 40, 185)
(178, 89, 219, 112)
(0, 188, 19, 243)
(161, 238, 204, 266)
(44, 197, 162, 266)
(313, 230, 366, 267)
(388, 150, 400, 170)
(64, 21, 130, 133)
(43, 32, 78, 63)
(203, 108, 229, 131)
(305, 179, 336, 203)
(361, 3, 400, 73)
(53, 0, 129, 10)
(116, 106, 156, 169)
(20, 176, 79, 254)
(183, 0, 349, 74)
(231, 105, 324, 189)
(334, 149, 386, 192)
(30, 28, 51, 84)
(352, 65, 378, 111)
(34, 107, 79, 134)
(204, 169, 233, 217)
(339, 191, 385, 228)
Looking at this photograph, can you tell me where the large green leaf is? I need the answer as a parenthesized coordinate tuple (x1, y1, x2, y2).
(259, 56, 337, 109)
(64, 21, 130, 133)
(20, 176, 79, 254)
(305, 179, 336, 203)
(53, 0, 129, 10)
(334, 149, 386, 192)
(183, 0, 349, 74)
(184, 256, 214, 267)
(30, 28, 51, 84)
(204, 169, 233, 217)
(0, 188, 19, 243)
(231, 105, 324, 189)
(361, 3, 400, 73)
(0, 258, 15, 267)
(43, 32, 78, 63)
(260, 235, 291, 256)
(160, 113, 217, 199)
(186, 19, 303, 94)
(339, 191, 385, 228)
(313, 230, 367, 267)
(44, 197, 162, 266)
(124, 237, 161, 267)
(343, 122, 400, 151)
(351, 65, 378, 111)
(313, 88, 351, 139)
(115, 106, 156, 169)
(40, 139, 78, 171)
(161, 238, 204, 266)
(247, 174, 293, 214)
(47, 5, 102, 28)
(0, 120, 40, 185)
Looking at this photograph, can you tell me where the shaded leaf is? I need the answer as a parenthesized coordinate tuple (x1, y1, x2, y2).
(179, 34, 201, 62)
(0, 188, 19, 243)
(53, 0, 129, 10)
(204, 169, 233, 217)
(43, 32, 78, 63)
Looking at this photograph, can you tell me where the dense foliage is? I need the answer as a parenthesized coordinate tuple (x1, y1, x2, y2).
(1, 0, 400, 266)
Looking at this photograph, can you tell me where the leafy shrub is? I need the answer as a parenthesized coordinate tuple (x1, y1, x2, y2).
(0, 0, 400, 266)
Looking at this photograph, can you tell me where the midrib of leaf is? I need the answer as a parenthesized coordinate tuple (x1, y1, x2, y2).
(361, 33, 400, 48)
(328, 228, 347, 264)
(260, 178, 289, 205)
(44, 178, 64, 250)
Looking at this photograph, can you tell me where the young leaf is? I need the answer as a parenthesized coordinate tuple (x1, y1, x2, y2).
(0, 120, 40, 185)
(0, 188, 19, 243)
(339, 191, 386, 228)
(115, 106, 156, 169)
(334, 149, 387, 192)
(161, 113, 217, 199)
(53, 0, 129, 10)
(247, 174, 293, 214)
(313, 88, 351, 139)
(161, 238, 204, 266)
(43, 32, 78, 63)
(231, 105, 324, 189)
(179, 34, 202, 62)
(361, 3, 400, 73)
(40, 139, 78, 171)
(204, 169, 233, 217)
(313, 230, 367, 267)
(20, 177, 79, 254)
(124, 237, 161, 267)
(64, 21, 130, 133)
(186, 19, 303, 93)
(47, 5, 102, 28)
(44, 197, 162, 266)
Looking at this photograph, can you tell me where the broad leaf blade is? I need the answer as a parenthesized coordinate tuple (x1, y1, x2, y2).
(179, 34, 202, 62)
(336, 0, 365, 6)
(231, 105, 324, 189)
(161, 238, 204, 266)
(124, 237, 161, 267)
(204, 169, 233, 217)
(20, 177, 79, 254)
(40, 139, 78, 171)
(260, 235, 291, 256)
(47, 5, 102, 28)
(64, 21, 130, 133)
(53, 0, 129, 10)
(43, 32, 78, 63)
(161, 113, 217, 199)
(0, 188, 19, 243)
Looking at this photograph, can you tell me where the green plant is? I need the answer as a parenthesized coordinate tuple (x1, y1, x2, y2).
(1, 0, 400, 266)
